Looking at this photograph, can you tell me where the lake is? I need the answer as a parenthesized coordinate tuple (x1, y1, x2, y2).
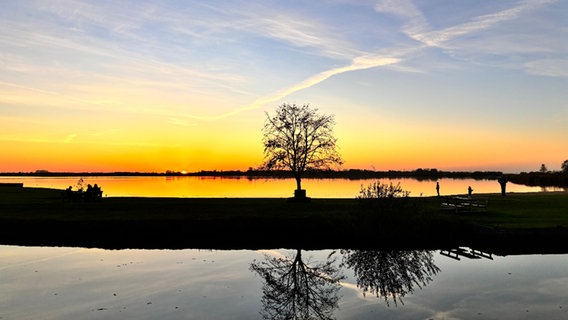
(1, 176, 566, 319)
(0, 176, 550, 198)
(2, 245, 568, 319)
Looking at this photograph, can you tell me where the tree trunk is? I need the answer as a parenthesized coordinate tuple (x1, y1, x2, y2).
(292, 174, 308, 201)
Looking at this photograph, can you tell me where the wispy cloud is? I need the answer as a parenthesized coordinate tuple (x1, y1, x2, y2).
(188, 55, 400, 121)
(374, 0, 430, 39)
(407, 0, 565, 78)
(257, 0, 562, 102)
(0, 1, 412, 122)
(256, 55, 400, 104)
(246, 15, 358, 59)
(524, 59, 568, 77)
(1, 0, 564, 125)
(408, 0, 559, 48)
(199, 2, 360, 60)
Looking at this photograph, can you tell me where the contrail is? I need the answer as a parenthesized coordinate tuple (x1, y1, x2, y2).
(201, 56, 400, 121)
(410, 0, 558, 48)
(204, 0, 556, 121)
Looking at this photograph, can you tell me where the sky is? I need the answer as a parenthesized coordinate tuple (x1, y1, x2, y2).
(1, 0, 566, 173)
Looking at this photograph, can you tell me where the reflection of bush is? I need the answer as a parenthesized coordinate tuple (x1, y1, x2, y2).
(341, 250, 440, 306)
(250, 250, 344, 320)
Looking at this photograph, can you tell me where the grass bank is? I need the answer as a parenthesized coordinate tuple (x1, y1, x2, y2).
(1, 186, 567, 254)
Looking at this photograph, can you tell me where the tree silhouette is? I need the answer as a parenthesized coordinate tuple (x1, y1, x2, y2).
(561, 160, 568, 174)
(341, 250, 440, 306)
(262, 104, 342, 198)
(250, 249, 345, 320)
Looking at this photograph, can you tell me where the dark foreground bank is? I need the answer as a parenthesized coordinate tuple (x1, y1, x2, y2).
(1, 186, 568, 255)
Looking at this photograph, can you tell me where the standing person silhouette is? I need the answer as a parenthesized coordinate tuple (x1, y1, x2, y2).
(467, 186, 473, 197)
(436, 181, 440, 196)
(498, 176, 508, 196)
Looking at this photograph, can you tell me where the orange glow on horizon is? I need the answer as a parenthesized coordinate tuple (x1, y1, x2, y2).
(1, 107, 565, 174)
(1, 137, 563, 174)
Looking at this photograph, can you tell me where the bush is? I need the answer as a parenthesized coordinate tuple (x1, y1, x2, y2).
(357, 181, 413, 218)
(358, 181, 410, 199)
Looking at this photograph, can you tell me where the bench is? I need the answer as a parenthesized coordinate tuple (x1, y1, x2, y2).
(440, 196, 488, 213)
(63, 186, 103, 202)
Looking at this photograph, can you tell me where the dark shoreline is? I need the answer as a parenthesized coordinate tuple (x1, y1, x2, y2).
(2, 201, 568, 256)
(3, 221, 568, 257)
(0, 168, 504, 180)
(2, 187, 568, 255)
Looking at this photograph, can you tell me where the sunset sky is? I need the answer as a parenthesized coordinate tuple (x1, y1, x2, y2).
(1, 0, 566, 173)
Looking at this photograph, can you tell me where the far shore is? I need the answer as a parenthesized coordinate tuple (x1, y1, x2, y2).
(1, 186, 568, 255)
(0, 168, 505, 180)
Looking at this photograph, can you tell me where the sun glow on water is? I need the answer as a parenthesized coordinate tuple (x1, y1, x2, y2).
(0, 176, 543, 198)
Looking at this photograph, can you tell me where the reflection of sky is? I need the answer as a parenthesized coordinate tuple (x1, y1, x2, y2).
(3, 247, 568, 319)
(1, 246, 264, 319)
(0, 176, 546, 198)
(414, 253, 568, 319)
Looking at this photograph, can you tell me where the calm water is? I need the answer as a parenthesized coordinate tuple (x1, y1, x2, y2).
(2, 176, 565, 318)
(2, 245, 568, 319)
(0, 176, 552, 198)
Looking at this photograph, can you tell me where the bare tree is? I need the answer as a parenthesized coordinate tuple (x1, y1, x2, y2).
(262, 104, 342, 198)
(250, 249, 344, 320)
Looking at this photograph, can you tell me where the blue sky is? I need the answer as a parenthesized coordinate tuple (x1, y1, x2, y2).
(0, 0, 566, 172)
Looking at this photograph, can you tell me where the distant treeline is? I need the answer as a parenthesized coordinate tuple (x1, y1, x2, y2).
(506, 172, 568, 187)
(1, 168, 504, 181)
(240, 168, 504, 180)
(4, 169, 567, 187)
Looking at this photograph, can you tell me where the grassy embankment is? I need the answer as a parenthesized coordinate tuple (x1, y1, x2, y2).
(1, 186, 567, 253)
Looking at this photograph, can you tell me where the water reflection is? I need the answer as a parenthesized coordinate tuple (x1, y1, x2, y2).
(250, 249, 344, 320)
(5, 245, 568, 319)
(0, 176, 544, 197)
(250, 249, 442, 319)
(340, 250, 440, 306)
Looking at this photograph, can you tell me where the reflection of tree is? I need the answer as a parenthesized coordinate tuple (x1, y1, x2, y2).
(341, 250, 440, 306)
(250, 249, 345, 320)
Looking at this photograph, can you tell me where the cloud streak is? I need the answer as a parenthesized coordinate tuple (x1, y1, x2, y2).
(192, 56, 400, 121)
(411, 0, 559, 48)
(524, 59, 568, 77)
(199, 2, 360, 60)
(1, 0, 564, 124)
(202, 0, 561, 120)
(374, 0, 430, 39)
(233, 0, 565, 116)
